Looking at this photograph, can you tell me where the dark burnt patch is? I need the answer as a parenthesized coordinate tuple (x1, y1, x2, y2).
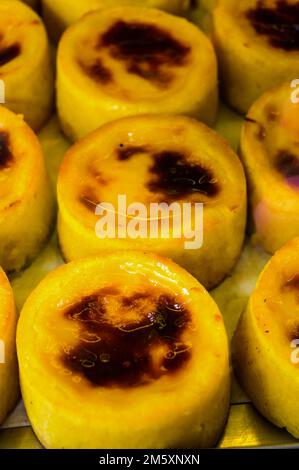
(117, 145, 147, 161)
(0, 43, 20, 67)
(0, 132, 13, 169)
(147, 151, 219, 201)
(264, 104, 280, 122)
(79, 189, 99, 212)
(94, 171, 109, 186)
(246, 0, 299, 51)
(87, 163, 110, 186)
(245, 116, 266, 141)
(100, 20, 190, 87)
(245, 117, 258, 124)
(79, 59, 113, 84)
(282, 275, 299, 340)
(61, 289, 191, 387)
(257, 123, 266, 141)
(275, 150, 299, 188)
(288, 320, 299, 341)
(283, 273, 299, 291)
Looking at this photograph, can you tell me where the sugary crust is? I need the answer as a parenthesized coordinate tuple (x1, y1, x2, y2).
(57, 7, 218, 141)
(240, 82, 299, 252)
(57, 114, 246, 289)
(17, 251, 230, 448)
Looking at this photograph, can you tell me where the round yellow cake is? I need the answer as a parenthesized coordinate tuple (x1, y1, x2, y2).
(57, 6, 218, 141)
(17, 252, 230, 448)
(57, 114, 246, 289)
(233, 236, 299, 438)
(213, 0, 299, 114)
(0, 105, 54, 272)
(43, 0, 190, 42)
(0, 267, 18, 425)
(240, 82, 299, 253)
(0, 0, 54, 131)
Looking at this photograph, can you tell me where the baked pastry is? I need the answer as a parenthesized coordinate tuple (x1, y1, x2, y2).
(240, 82, 299, 253)
(0, 268, 18, 425)
(57, 114, 246, 290)
(0, 105, 54, 272)
(57, 6, 218, 141)
(213, 0, 299, 114)
(43, 0, 190, 43)
(233, 236, 299, 438)
(0, 0, 53, 131)
(17, 251, 230, 448)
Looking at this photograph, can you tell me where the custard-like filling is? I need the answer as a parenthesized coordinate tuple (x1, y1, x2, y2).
(78, 145, 220, 211)
(246, 0, 299, 51)
(78, 20, 191, 90)
(61, 286, 192, 387)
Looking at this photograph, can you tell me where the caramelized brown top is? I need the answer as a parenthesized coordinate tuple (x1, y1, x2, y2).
(97, 20, 190, 87)
(62, 287, 192, 388)
(281, 274, 299, 340)
(275, 150, 299, 188)
(0, 132, 12, 169)
(246, 0, 299, 51)
(117, 145, 147, 161)
(148, 151, 219, 201)
(79, 189, 99, 212)
(245, 116, 266, 141)
(79, 59, 113, 84)
(79, 146, 220, 211)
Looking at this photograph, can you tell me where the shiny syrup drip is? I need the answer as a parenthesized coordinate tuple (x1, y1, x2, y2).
(62, 290, 191, 388)
(247, 0, 299, 51)
(100, 20, 190, 86)
(147, 151, 219, 201)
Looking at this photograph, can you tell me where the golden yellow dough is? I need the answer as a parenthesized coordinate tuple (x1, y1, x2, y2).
(213, 0, 299, 114)
(0, 0, 53, 131)
(57, 7, 218, 141)
(0, 268, 18, 425)
(43, 0, 190, 42)
(240, 82, 299, 253)
(233, 236, 299, 439)
(57, 114, 246, 290)
(17, 251, 230, 449)
(0, 105, 54, 272)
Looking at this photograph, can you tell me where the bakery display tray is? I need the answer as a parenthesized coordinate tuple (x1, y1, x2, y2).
(0, 106, 298, 449)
